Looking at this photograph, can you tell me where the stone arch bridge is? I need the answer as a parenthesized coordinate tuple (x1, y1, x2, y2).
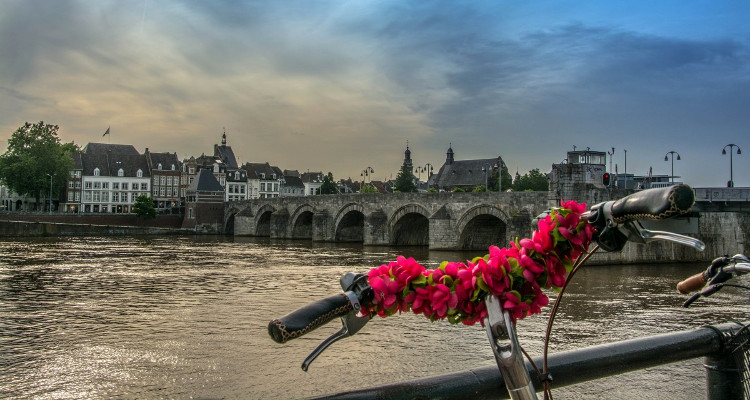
(226, 192, 553, 250)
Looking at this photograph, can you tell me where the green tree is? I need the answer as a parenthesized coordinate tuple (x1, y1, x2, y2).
(491, 165, 513, 192)
(133, 194, 157, 219)
(472, 185, 487, 192)
(394, 165, 417, 193)
(359, 184, 377, 193)
(0, 121, 76, 210)
(319, 172, 338, 194)
(512, 168, 549, 191)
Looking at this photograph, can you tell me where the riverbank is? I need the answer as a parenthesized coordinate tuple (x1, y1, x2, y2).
(0, 214, 190, 237)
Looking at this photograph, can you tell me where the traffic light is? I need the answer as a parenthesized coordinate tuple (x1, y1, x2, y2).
(602, 172, 611, 186)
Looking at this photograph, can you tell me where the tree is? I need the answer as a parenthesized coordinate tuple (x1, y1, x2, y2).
(319, 172, 338, 194)
(359, 183, 377, 193)
(491, 165, 513, 192)
(0, 121, 76, 210)
(512, 168, 549, 191)
(394, 165, 417, 193)
(133, 194, 156, 219)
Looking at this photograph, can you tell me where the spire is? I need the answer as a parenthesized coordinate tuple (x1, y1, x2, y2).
(447, 143, 454, 165)
(222, 127, 227, 146)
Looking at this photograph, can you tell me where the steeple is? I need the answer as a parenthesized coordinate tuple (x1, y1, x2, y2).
(222, 127, 227, 146)
(403, 141, 413, 174)
(446, 143, 454, 165)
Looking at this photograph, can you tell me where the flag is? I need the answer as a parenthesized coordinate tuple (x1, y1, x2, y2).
(103, 126, 110, 137)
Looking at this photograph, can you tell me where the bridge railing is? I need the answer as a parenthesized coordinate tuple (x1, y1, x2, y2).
(694, 187, 750, 202)
(312, 321, 746, 400)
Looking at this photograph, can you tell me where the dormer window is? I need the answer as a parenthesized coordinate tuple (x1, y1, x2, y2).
(235, 172, 240, 180)
(157, 163, 162, 170)
(171, 164, 176, 171)
(118, 168, 124, 177)
(214, 164, 219, 173)
(137, 169, 143, 178)
(93, 168, 100, 176)
(260, 173, 265, 179)
(272, 174, 277, 179)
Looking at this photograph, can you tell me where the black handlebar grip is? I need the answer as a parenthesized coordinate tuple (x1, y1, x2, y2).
(610, 184, 694, 223)
(268, 293, 353, 344)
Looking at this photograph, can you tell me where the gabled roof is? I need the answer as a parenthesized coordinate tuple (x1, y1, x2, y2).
(147, 151, 181, 171)
(301, 171, 324, 183)
(243, 162, 278, 180)
(434, 157, 504, 188)
(187, 169, 224, 193)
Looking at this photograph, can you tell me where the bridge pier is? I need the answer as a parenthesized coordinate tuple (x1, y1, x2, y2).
(364, 210, 388, 246)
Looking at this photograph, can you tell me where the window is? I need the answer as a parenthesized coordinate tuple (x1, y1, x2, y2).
(166, 176, 172, 185)
(75, 171, 81, 178)
(113, 182, 119, 190)
(122, 183, 129, 190)
(94, 182, 101, 189)
(189, 167, 195, 174)
(188, 207, 193, 219)
(84, 192, 92, 202)
(214, 164, 219, 173)
(160, 187, 165, 196)
(141, 183, 148, 190)
(68, 181, 74, 189)
(118, 168, 124, 177)
(158, 163, 163, 170)
(160, 176, 166, 185)
(67, 192, 74, 201)
(137, 169, 143, 178)
(85, 182, 92, 189)
(75, 181, 81, 189)
(75, 193, 80, 201)
(113, 192, 119, 202)
(94, 168, 100, 176)
(171, 164, 176, 171)
(220, 177, 226, 186)
(102, 182, 109, 189)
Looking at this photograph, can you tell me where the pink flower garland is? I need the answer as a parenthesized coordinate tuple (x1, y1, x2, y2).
(364, 200, 595, 325)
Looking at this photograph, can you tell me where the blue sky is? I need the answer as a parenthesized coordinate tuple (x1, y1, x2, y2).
(2, 0, 749, 187)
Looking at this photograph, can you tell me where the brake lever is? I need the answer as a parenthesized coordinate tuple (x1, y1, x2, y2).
(302, 301, 371, 371)
(622, 220, 705, 251)
(301, 273, 372, 371)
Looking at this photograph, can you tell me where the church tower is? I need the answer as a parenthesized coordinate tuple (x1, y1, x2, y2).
(446, 143, 454, 165)
(403, 142, 414, 174)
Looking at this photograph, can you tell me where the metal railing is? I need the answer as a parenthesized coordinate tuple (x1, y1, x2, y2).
(313, 322, 746, 400)
(694, 187, 750, 202)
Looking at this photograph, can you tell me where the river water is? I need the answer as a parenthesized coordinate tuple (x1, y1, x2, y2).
(0, 236, 747, 399)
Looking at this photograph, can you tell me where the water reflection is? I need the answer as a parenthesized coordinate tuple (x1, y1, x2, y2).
(0, 236, 746, 399)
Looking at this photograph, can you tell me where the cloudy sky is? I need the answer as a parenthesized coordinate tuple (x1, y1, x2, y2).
(2, 0, 749, 186)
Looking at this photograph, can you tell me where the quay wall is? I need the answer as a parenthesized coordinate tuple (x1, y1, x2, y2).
(0, 215, 189, 237)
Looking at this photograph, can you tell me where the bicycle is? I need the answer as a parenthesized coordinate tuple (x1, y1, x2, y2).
(268, 185, 716, 399)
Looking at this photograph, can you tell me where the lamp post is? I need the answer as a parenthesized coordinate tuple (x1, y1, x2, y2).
(623, 149, 627, 189)
(664, 151, 681, 183)
(722, 144, 742, 188)
(361, 166, 374, 190)
(607, 147, 615, 187)
(46, 173, 55, 214)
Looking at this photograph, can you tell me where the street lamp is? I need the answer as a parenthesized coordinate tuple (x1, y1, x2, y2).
(722, 144, 742, 188)
(664, 151, 681, 183)
(46, 173, 55, 214)
(361, 166, 374, 189)
(607, 147, 615, 187)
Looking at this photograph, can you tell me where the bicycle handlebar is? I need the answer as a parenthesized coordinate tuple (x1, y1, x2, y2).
(608, 184, 694, 223)
(677, 272, 707, 294)
(268, 294, 354, 344)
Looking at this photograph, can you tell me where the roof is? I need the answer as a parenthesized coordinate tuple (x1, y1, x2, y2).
(187, 169, 225, 193)
(301, 171, 324, 183)
(214, 144, 238, 168)
(147, 151, 181, 171)
(83, 143, 140, 156)
(243, 162, 279, 180)
(283, 175, 305, 188)
(434, 157, 505, 188)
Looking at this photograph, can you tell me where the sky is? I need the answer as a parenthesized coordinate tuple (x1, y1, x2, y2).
(1, 0, 749, 187)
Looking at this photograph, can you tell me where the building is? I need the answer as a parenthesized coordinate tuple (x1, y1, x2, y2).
(183, 168, 225, 231)
(242, 162, 282, 198)
(64, 143, 151, 214)
(301, 171, 324, 196)
(145, 149, 182, 214)
(280, 171, 305, 197)
(431, 144, 505, 192)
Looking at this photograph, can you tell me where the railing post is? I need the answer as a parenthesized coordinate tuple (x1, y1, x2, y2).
(705, 353, 743, 400)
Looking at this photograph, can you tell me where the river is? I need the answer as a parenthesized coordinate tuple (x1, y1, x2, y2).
(0, 236, 746, 399)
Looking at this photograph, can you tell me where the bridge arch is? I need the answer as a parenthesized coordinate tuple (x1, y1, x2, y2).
(389, 203, 430, 246)
(255, 204, 276, 237)
(334, 203, 365, 242)
(290, 204, 315, 239)
(455, 205, 509, 251)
